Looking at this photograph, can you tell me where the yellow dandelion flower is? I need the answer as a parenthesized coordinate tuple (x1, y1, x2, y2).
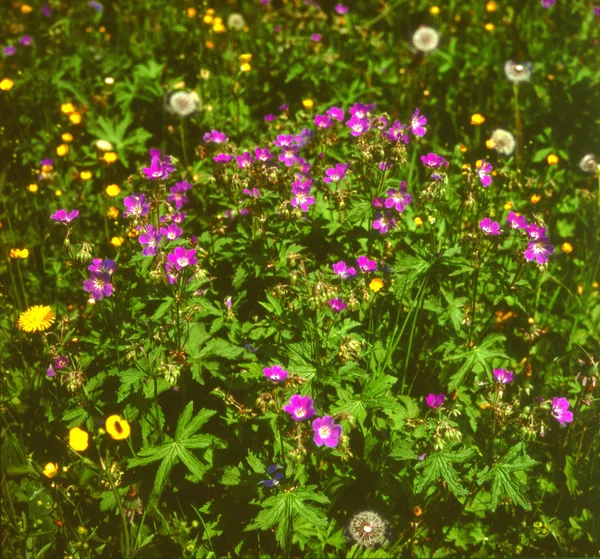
(240, 62, 251, 72)
(471, 114, 485, 125)
(105, 184, 121, 197)
(68, 427, 89, 452)
(484, 23, 495, 31)
(369, 278, 384, 293)
(61, 132, 73, 142)
(56, 144, 69, 156)
(10, 248, 29, 259)
(105, 415, 131, 440)
(302, 99, 314, 109)
(203, 14, 214, 24)
(486, 1, 497, 11)
(80, 171, 92, 180)
(61, 103, 75, 114)
(547, 154, 559, 165)
(429, 6, 440, 15)
(17, 305, 56, 332)
(531, 193, 541, 204)
(110, 236, 124, 247)
(240, 53, 252, 62)
(21, 4, 33, 14)
(69, 112, 82, 125)
(187, 7, 196, 17)
(42, 462, 59, 478)
(414, 217, 423, 226)
(27, 183, 39, 193)
(503, 201, 513, 210)
(107, 206, 119, 219)
(561, 242, 573, 253)
(213, 21, 226, 33)
(103, 152, 118, 163)
(0, 78, 15, 91)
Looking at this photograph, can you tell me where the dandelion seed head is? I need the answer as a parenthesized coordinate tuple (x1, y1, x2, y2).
(412, 26, 440, 53)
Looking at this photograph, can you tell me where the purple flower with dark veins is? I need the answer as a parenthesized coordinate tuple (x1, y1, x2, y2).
(315, 114, 333, 129)
(273, 134, 295, 148)
(326, 106, 345, 122)
(159, 223, 183, 241)
(525, 223, 546, 240)
(50, 209, 79, 224)
(167, 246, 198, 270)
(83, 272, 113, 300)
(410, 109, 427, 137)
(214, 153, 234, 163)
(346, 115, 371, 137)
(384, 182, 412, 212)
(142, 150, 175, 180)
(334, 4, 348, 14)
(263, 365, 289, 383)
(243, 187, 260, 198)
(421, 153, 448, 168)
(284, 394, 316, 421)
(291, 177, 315, 211)
(139, 225, 163, 256)
(425, 393, 445, 409)
(524, 240, 555, 265)
(167, 181, 192, 209)
(493, 369, 514, 384)
(54, 356, 69, 370)
(507, 211, 528, 230)
(323, 163, 349, 183)
(88, 259, 116, 275)
(349, 103, 374, 118)
(477, 160, 493, 188)
(203, 130, 228, 144)
(19, 36, 32, 46)
(123, 194, 150, 218)
(259, 465, 284, 488)
(236, 151, 254, 169)
(255, 147, 273, 162)
(328, 298, 347, 312)
(373, 211, 396, 234)
(551, 397, 573, 426)
(312, 416, 342, 447)
(356, 256, 377, 273)
(479, 217, 501, 235)
(279, 146, 299, 167)
(332, 261, 357, 279)
(385, 121, 410, 144)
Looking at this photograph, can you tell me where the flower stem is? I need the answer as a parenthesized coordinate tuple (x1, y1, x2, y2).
(179, 120, 189, 169)
(513, 84, 524, 175)
(104, 456, 130, 557)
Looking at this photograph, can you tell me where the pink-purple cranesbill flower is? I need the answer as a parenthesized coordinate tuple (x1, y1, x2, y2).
(385, 182, 412, 212)
(264, 114, 276, 122)
(349, 103, 375, 118)
(54, 356, 69, 369)
(326, 106, 345, 122)
(3, 46, 16, 56)
(525, 223, 546, 240)
(123, 194, 150, 218)
(167, 246, 198, 270)
(46, 365, 56, 377)
(346, 115, 371, 137)
(384, 121, 410, 144)
(84, 272, 113, 300)
(328, 298, 347, 312)
(165, 262, 178, 284)
(410, 109, 427, 137)
(323, 163, 349, 183)
(479, 217, 501, 235)
(295, 128, 315, 148)
(279, 145, 299, 167)
(204, 130, 228, 144)
(41, 158, 53, 167)
(88, 259, 116, 275)
(159, 223, 183, 241)
(311, 33, 322, 42)
(477, 160, 493, 188)
(243, 187, 260, 198)
(263, 365, 289, 383)
(139, 225, 163, 256)
(332, 261, 357, 279)
(541, 0, 555, 7)
(19, 35, 32, 46)
(357, 256, 377, 272)
(214, 153, 233, 163)
(507, 211, 528, 230)
(595, 6, 600, 16)
(284, 394, 316, 421)
(312, 416, 342, 447)
(291, 177, 315, 212)
(143, 149, 175, 180)
(551, 397, 573, 426)
(255, 147, 273, 162)
(425, 393, 445, 409)
(493, 368, 514, 384)
(421, 153, 448, 168)
(334, 3, 348, 14)
(273, 134, 295, 148)
(50, 209, 79, 224)
(524, 240, 555, 265)
(373, 211, 396, 234)
(236, 151, 254, 169)
(42, 2, 52, 16)
(372, 196, 385, 209)
(89, 0, 103, 11)
(167, 181, 192, 209)
(315, 114, 333, 129)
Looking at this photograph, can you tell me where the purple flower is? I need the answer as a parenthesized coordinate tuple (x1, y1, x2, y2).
(4, 46, 16, 56)
(279, 146, 300, 167)
(372, 197, 385, 209)
(46, 366, 56, 377)
(493, 369, 514, 384)
(334, 3, 348, 14)
(263, 365, 289, 383)
(204, 130, 228, 144)
(167, 181, 192, 209)
(88, 259, 116, 275)
(291, 177, 315, 211)
(259, 465, 284, 488)
(273, 134, 295, 148)
(123, 194, 150, 218)
(167, 246, 198, 270)
(541, 0, 555, 7)
(315, 114, 333, 129)
(243, 187, 260, 198)
(326, 106, 345, 122)
(19, 36, 32, 46)
(425, 393, 445, 409)
(40, 158, 53, 167)
(165, 262, 179, 284)
(410, 109, 427, 137)
(279, 104, 289, 111)
(54, 356, 69, 370)
(328, 298, 347, 312)
(284, 394, 316, 421)
(477, 160, 493, 188)
(264, 114, 276, 122)
(349, 103, 374, 118)
(551, 397, 573, 426)
(294, 128, 315, 148)
(323, 163, 349, 183)
(312, 416, 342, 447)
(346, 115, 371, 137)
(142, 150, 175, 180)
(525, 223, 546, 240)
(332, 261, 357, 279)
(507, 211, 528, 230)
(83, 272, 113, 300)
(42, 3, 52, 17)
(50, 209, 79, 224)
(384, 182, 412, 212)
(138, 225, 162, 256)
(311, 33, 322, 42)
(255, 147, 273, 162)
(479, 217, 501, 235)
(595, 6, 600, 16)
(421, 153, 447, 168)
(373, 211, 396, 234)
(384, 121, 410, 144)
(214, 153, 234, 163)
(356, 256, 377, 273)
(524, 240, 555, 265)
(236, 151, 255, 169)
(89, 0, 103, 11)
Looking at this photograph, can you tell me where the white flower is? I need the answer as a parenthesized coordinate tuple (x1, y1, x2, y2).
(227, 13, 245, 31)
(504, 61, 533, 83)
(96, 140, 114, 151)
(166, 91, 200, 117)
(412, 26, 440, 53)
(346, 510, 388, 548)
(490, 129, 516, 156)
(579, 153, 598, 174)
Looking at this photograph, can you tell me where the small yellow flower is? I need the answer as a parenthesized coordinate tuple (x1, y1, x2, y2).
(69, 112, 82, 125)
(471, 113, 485, 125)
(486, 139, 496, 149)
(414, 217, 424, 227)
(240, 62, 251, 72)
(68, 427, 89, 452)
(369, 278, 384, 293)
(206, 8, 215, 15)
(592, 281, 599, 289)
(42, 462, 59, 478)
(55, 189, 63, 196)
(105, 415, 131, 440)
(10, 248, 29, 259)
(503, 201, 513, 210)
(205, 40, 215, 49)
(547, 74, 555, 81)
(103, 152, 118, 163)
(107, 206, 119, 219)
(302, 99, 314, 109)
(240, 53, 252, 62)
(21, 4, 33, 13)
(429, 6, 440, 15)
(61, 132, 73, 142)
(484, 23, 495, 31)
(459, 143, 468, 153)
(577, 285, 583, 295)
(486, 1, 497, 11)
(0, 78, 15, 91)
(111, 236, 124, 247)
(213, 19, 226, 33)
(105, 184, 121, 197)
(547, 154, 559, 165)
(61, 103, 75, 115)
(27, 183, 39, 193)
(17, 305, 56, 332)
(561, 242, 573, 253)
(187, 7, 196, 17)
(80, 171, 92, 180)
(56, 144, 69, 156)
(531, 193, 541, 204)
(203, 14, 214, 24)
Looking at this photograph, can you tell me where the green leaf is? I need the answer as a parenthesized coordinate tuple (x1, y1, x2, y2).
(415, 447, 475, 498)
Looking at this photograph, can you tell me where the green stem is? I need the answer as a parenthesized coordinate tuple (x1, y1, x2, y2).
(105, 457, 130, 557)
(179, 120, 189, 169)
(16, 261, 29, 308)
(513, 84, 524, 175)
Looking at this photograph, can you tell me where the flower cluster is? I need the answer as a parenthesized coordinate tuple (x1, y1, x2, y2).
(83, 258, 116, 300)
(283, 395, 343, 448)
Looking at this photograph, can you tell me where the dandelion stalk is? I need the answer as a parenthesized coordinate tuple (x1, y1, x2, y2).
(179, 120, 189, 169)
(513, 84, 524, 174)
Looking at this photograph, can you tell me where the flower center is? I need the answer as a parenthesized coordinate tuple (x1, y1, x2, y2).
(318, 426, 331, 438)
(295, 407, 306, 418)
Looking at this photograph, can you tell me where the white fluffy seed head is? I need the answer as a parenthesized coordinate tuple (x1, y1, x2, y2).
(412, 26, 440, 53)
(491, 129, 516, 156)
(504, 61, 533, 83)
(347, 510, 388, 548)
(227, 13, 246, 31)
(166, 91, 200, 117)
(579, 154, 598, 174)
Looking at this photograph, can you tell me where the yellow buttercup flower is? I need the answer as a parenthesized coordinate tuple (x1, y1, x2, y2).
(105, 184, 121, 197)
(110, 236, 124, 247)
(10, 248, 29, 259)
(429, 6, 440, 15)
(103, 152, 118, 163)
(17, 305, 56, 332)
(61, 103, 75, 114)
(42, 462, 59, 478)
(240, 63, 251, 72)
(80, 171, 92, 180)
(68, 427, 89, 452)
(471, 113, 485, 125)
(187, 7, 196, 17)
(504, 201, 513, 210)
(27, 183, 38, 193)
(414, 217, 423, 227)
(0, 78, 15, 91)
(459, 143, 468, 153)
(486, 1, 497, 11)
(486, 139, 496, 149)
(203, 14, 214, 24)
(105, 415, 131, 440)
(56, 144, 69, 156)
(561, 242, 573, 253)
(213, 18, 225, 32)
(55, 189, 63, 196)
(69, 112, 82, 125)
(21, 4, 33, 13)
(531, 193, 541, 204)
(240, 53, 252, 62)
(61, 132, 73, 142)
(369, 278, 384, 293)
(107, 206, 119, 219)
(577, 285, 583, 295)
(302, 99, 314, 109)
(547, 154, 559, 165)
(484, 23, 495, 31)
